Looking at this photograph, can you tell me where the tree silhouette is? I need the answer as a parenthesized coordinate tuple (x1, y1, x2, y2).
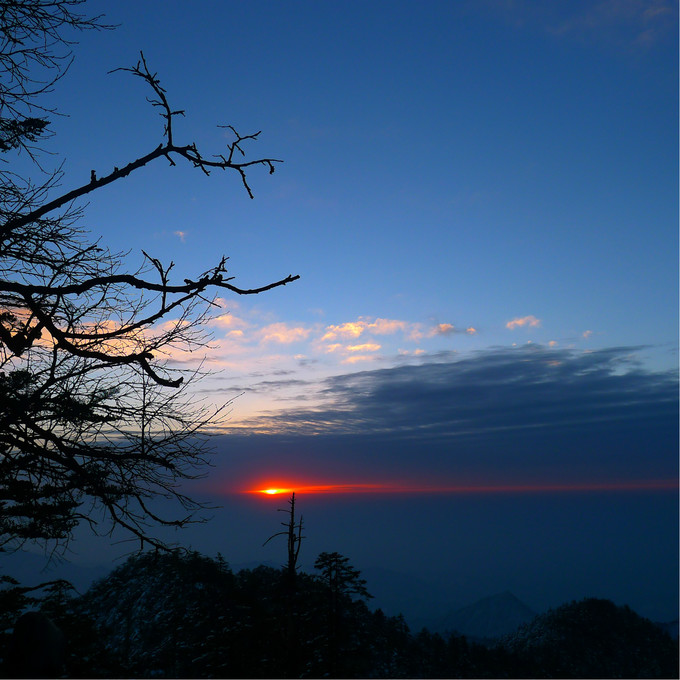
(314, 551, 372, 677)
(263, 493, 304, 583)
(0, 0, 107, 159)
(263, 493, 304, 677)
(0, 2, 298, 552)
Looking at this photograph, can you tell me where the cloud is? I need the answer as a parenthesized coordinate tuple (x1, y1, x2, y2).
(559, 0, 677, 49)
(173, 230, 187, 242)
(319, 317, 479, 349)
(398, 349, 426, 357)
(428, 323, 478, 337)
(369, 318, 410, 335)
(210, 312, 249, 331)
(320, 317, 411, 342)
(479, 0, 677, 47)
(583, 330, 593, 339)
(342, 355, 377, 365)
(551, 0, 676, 35)
(235, 344, 676, 438)
(313, 315, 480, 366)
(321, 321, 366, 341)
(506, 315, 541, 330)
(429, 323, 456, 337)
(197, 343, 678, 626)
(218, 344, 678, 488)
(238, 377, 310, 394)
(197, 312, 482, 373)
(347, 343, 381, 353)
(258, 322, 310, 344)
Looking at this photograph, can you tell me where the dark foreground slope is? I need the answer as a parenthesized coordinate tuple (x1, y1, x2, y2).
(499, 597, 679, 678)
(1, 552, 677, 678)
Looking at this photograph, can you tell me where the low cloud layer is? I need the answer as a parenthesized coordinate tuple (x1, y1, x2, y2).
(249, 344, 676, 435)
(216, 345, 678, 489)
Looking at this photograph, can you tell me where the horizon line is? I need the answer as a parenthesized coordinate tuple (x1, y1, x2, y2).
(242, 479, 679, 496)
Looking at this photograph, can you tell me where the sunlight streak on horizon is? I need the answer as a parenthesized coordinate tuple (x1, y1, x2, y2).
(245, 479, 679, 496)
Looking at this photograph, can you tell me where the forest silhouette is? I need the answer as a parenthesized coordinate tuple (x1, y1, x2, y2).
(0, 495, 677, 679)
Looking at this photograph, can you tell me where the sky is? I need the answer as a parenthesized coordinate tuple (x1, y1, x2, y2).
(6, 0, 678, 624)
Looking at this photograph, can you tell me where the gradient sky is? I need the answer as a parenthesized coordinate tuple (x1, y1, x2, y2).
(8, 1, 678, 624)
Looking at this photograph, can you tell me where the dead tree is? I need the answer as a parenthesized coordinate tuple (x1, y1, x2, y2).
(263, 492, 304, 584)
(263, 492, 304, 677)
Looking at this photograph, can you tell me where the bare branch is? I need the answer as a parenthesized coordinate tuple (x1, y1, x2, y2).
(0, 52, 298, 388)
(0, 26, 297, 552)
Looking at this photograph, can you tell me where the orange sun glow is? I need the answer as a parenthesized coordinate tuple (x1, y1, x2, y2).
(246, 479, 679, 496)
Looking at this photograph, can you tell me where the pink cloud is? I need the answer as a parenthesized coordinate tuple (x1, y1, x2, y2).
(321, 317, 413, 342)
(346, 343, 381, 352)
(506, 315, 541, 330)
(428, 323, 456, 337)
(210, 313, 249, 331)
(367, 318, 410, 335)
(259, 322, 310, 344)
(320, 321, 366, 341)
(342, 354, 376, 365)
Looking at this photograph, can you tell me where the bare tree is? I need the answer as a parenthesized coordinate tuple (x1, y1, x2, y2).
(263, 492, 305, 584)
(0, 0, 107, 159)
(263, 492, 305, 678)
(0, 2, 299, 552)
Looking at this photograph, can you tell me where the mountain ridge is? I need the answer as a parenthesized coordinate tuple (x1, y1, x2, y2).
(436, 590, 537, 640)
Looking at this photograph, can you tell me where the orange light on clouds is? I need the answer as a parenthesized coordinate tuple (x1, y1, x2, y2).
(246, 479, 679, 496)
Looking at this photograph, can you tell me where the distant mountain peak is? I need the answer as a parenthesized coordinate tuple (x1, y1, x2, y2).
(437, 591, 536, 640)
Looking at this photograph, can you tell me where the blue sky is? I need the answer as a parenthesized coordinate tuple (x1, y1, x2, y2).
(43, 0, 677, 422)
(11, 1, 678, 623)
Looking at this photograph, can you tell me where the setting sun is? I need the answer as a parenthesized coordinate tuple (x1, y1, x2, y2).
(250, 484, 384, 496)
(258, 488, 294, 495)
(246, 480, 679, 497)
